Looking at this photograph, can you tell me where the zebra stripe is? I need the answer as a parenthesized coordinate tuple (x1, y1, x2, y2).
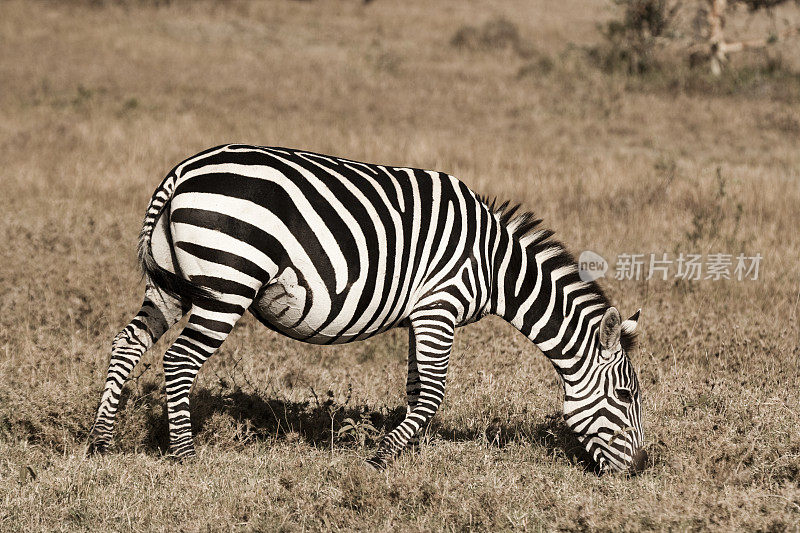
(89, 144, 645, 473)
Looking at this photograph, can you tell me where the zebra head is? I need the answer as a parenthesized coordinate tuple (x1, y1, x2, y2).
(562, 307, 646, 474)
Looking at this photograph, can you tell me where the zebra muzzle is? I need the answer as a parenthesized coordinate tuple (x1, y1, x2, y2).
(629, 447, 649, 474)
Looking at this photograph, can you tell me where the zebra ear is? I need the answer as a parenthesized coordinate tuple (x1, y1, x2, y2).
(620, 309, 640, 352)
(599, 307, 622, 351)
(621, 309, 640, 336)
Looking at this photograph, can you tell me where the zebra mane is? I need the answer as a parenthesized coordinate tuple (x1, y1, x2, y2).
(479, 196, 547, 241)
(480, 195, 639, 352)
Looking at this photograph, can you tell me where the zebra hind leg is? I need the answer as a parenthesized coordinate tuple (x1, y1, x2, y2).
(88, 287, 184, 455)
(163, 297, 251, 459)
(368, 309, 455, 469)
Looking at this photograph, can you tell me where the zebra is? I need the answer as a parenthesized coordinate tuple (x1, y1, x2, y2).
(88, 144, 647, 473)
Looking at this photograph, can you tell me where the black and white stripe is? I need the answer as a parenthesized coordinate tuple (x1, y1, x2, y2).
(89, 144, 645, 472)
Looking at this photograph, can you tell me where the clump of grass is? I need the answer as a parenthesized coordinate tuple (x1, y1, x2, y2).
(516, 55, 556, 78)
(451, 17, 536, 58)
(364, 38, 403, 75)
(618, 51, 800, 102)
(80, 0, 181, 7)
(684, 167, 743, 249)
(760, 109, 800, 134)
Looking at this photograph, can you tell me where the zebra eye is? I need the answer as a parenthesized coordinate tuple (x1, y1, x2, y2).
(615, 388, 634, 403)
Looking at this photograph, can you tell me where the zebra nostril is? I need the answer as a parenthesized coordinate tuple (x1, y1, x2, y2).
(630, 448, 649, 473)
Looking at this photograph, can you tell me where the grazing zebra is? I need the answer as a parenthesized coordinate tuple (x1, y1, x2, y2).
(89, 144, 647, 473)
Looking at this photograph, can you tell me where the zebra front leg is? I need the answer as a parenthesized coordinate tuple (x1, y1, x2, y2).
(368, 309, 455, 468)
(405, 327, 421, 451)
(163, 301, 248, 459)
(89, 289, 184, 454)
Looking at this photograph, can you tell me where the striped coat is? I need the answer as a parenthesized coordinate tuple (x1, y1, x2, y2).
(90, 144, 646, 473)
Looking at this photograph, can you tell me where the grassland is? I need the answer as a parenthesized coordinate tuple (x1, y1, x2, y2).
(1, 0, 800, 531)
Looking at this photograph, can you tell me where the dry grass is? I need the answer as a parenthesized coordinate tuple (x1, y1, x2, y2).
(1, 0, 800, 531)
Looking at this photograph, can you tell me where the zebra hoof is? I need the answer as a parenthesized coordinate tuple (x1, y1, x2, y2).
(405, 439, 421, 454)
(168, 449, 197, 463)
(87, 439, 109, 456)
(365, 455, 387, 471)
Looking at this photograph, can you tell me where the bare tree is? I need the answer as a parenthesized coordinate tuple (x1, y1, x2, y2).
(704, 0, 800, 74)
(602, 0, 800, 75)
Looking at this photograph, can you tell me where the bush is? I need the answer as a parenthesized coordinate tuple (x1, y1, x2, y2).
(591, 0, 680, 73)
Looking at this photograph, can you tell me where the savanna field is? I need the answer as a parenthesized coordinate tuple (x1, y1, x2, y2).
(1, 1, 800, 531)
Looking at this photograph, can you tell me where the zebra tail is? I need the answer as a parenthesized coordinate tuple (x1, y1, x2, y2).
(137, 174, 215, 302)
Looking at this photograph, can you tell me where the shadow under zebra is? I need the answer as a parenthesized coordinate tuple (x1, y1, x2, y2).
(112, 382, 596, 472)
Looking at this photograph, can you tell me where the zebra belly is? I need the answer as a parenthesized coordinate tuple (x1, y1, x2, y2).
(249, 267, 392, 344)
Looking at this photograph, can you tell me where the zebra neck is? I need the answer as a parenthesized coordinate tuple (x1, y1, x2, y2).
(494, 236, 608, 371)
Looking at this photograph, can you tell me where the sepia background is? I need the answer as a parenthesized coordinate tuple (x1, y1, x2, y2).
(1, 0, 799, 530)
